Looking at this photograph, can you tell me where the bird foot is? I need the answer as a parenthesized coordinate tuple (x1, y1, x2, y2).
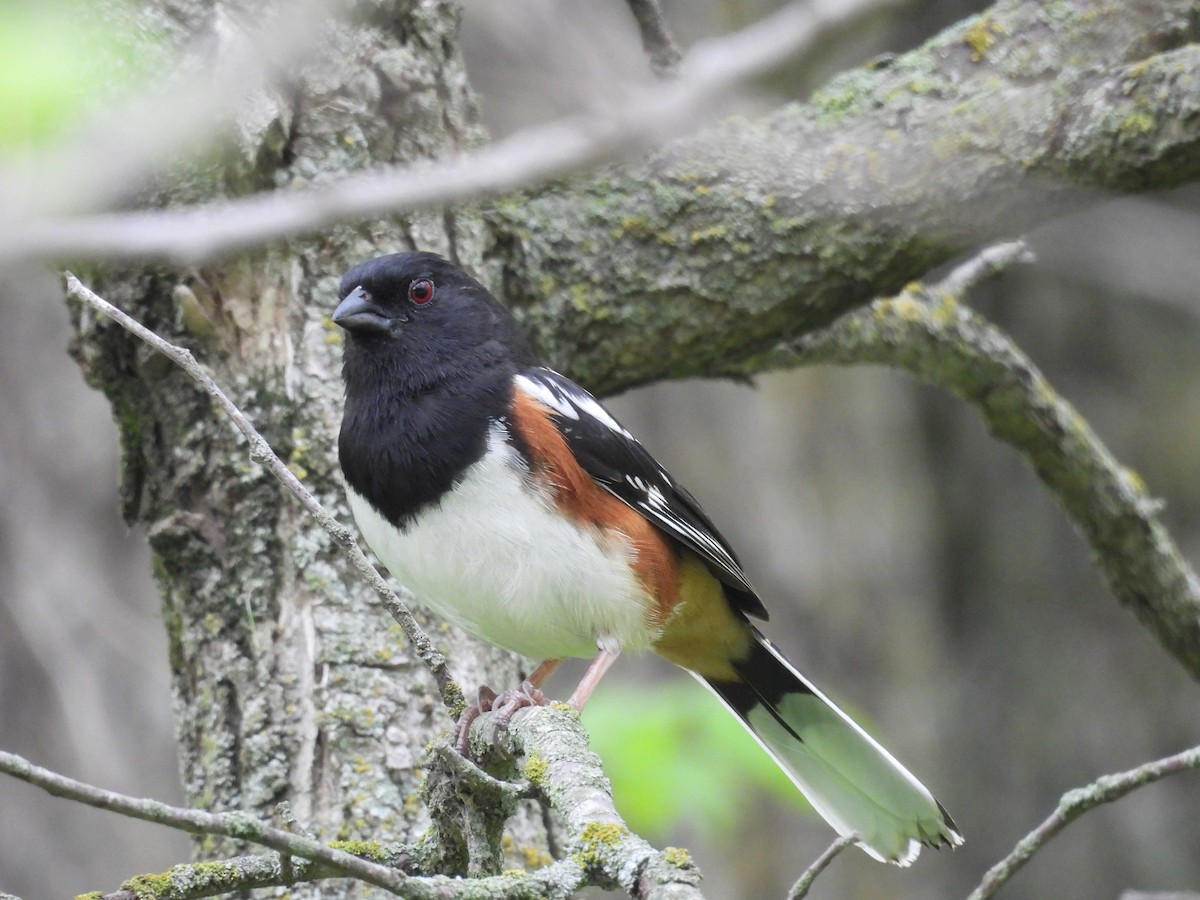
(454, 680, 549, 755)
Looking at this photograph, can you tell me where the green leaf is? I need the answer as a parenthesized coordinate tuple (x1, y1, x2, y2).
(583, 679, 811, 842)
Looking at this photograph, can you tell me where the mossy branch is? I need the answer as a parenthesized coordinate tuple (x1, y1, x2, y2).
(465, 705, 707, 900)
(496, 2, 1200, 393)
(759, 241, 1200, 679)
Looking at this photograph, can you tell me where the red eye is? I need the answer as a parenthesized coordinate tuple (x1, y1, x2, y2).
(408, 279, 435, 305)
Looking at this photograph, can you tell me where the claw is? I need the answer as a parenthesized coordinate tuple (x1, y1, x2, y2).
(454, 680, 552, 754)
(455, 684, 499, 755)
(491, 679, 551, 730)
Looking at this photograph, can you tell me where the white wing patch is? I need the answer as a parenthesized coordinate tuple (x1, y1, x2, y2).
(515, 370, 633, 439)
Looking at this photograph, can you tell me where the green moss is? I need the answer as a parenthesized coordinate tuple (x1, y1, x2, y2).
(1122, 466, 1149, 497)
(119, 871, 173, 899)
(330, 839, 388, 862)
(964, 17, 1005, 62)
(1126, 59, 1149, 79)
(521, 844, 553, 869)
(75, 893, 105, 900)
(580, 821, 627, 847)
(569, 282, 601, 313)
(688, 224, 728, 244)
(664, 846, 693, 868)
(1119, 110, 1155, 136)
(200, 611, 223, 637)
(810, 73, 871, 122)
(573, 821, 630, 867)
(522, 750, 548, 785)
(934, 291, 960, 325)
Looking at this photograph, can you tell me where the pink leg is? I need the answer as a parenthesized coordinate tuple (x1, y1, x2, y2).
(566, 648, 620, 711)
(526, 658, 563, 689)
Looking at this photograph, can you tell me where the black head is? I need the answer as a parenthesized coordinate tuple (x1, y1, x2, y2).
(335, 253, 537, 523)
(334, 252, 535, 390)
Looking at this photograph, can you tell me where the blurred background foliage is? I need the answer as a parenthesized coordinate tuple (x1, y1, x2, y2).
(0, 0, 159, 155)
(2, 0, 1199, 898)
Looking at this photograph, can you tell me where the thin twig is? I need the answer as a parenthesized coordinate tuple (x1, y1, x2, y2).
(967, 745, 1200, 900)
(63, 273, 465, 714)
(936, 240, 1036, 298)
(0, 745, 601, 898)
(625, 0, 683, 77)
(787, 832, 861, 899)
(14, 0, 899, 264)
(429, 744, 538, 801)
(0, 750, 409, 894)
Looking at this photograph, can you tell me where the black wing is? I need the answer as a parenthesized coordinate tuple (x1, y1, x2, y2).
(515, 368, 769, 620)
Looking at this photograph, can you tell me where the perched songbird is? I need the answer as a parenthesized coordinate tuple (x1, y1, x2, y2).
(334, 251, 961, 864)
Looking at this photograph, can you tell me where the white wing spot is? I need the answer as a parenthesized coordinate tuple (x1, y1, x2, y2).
(517, 370, 633, 438)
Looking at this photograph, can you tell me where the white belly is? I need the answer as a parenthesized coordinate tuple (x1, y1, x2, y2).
(346, 424, 654, 661)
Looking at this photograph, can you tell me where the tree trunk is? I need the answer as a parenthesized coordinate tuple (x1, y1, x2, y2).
(70, 1, 544, 890)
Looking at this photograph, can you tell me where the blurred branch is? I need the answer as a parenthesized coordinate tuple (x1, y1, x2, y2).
(765, 241, 1200, 680)
(0, 0, 335, 222)
(0, 749, 411, 893)
(63, 274, 465, 714)
(787, 832, 861, 900)
(9, 0, 896, 264)
(967, 744, 1200, 900)
(624, 0, 682, 77)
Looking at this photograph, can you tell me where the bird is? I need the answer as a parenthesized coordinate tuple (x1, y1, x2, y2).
(333, 250, 962, 865)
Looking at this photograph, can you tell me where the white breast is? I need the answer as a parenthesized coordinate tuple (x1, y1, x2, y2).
(346, 423, 654, 661)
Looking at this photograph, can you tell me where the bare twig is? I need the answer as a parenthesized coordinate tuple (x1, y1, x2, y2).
(769, 242, 1200, 680)
(0, 746, 605, 899)
(625, 0, 683, 77)
(936, 240, 1036, 298)
(0, 750, 410, 894)
(13, 0, 898, 264)
(967, 745, 1200, 900)
(63, 273, 464, 714)
(787, 832, 861, 899)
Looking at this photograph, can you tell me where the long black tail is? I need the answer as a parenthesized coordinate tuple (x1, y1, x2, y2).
(700, 629, 961, 865)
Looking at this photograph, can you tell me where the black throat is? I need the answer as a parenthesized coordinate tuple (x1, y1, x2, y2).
(338, 339, 516, 527)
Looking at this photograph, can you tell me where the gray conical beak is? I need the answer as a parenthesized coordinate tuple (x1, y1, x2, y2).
(333, 286, 392, 334)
